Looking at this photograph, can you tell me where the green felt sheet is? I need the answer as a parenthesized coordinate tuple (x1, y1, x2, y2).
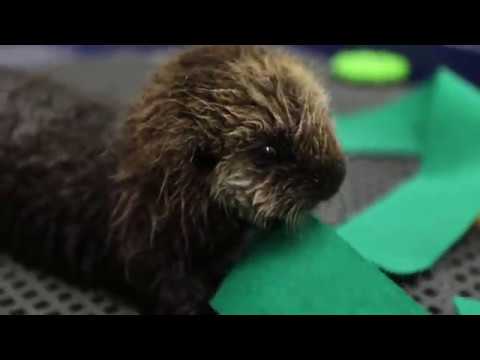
(336, 82, 431, 156)
(211, 217, 428, 315)
(336, 69, 480, 275)
(454, 297, 480, 315)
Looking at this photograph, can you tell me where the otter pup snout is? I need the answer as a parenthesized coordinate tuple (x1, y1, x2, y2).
(315, 158, 347, 200)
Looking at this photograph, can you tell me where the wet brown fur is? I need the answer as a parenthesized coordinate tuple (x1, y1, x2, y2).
(0, 46, 346, 314)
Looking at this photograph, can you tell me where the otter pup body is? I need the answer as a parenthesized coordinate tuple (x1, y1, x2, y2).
(0, 46, 346, 314)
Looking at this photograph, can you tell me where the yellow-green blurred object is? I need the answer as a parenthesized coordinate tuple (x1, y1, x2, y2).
(331, 49, 412, 85)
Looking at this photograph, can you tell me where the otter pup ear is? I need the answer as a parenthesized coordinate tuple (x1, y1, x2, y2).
(192, 146, 218, 172)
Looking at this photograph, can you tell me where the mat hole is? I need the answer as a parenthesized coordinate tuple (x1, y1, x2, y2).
(9, 308, 26, 315)
(92, 295, 105, 304)
(58, 292, 72, 302)
(23, 290, 38, 300)
(33, 301, 50, 310)
(450, 257, 462, 267)
(465, 252, 476, 261)
(455, 273, 468, 283)
(3, 271, 15, 280)
(69, 303, 84, 312)
(470, 267, 480, 276)
(423, 288, 438, 298)
(104, 304, 119, 314)
(12, 280, 27, 289)
(0, 297, 15, 307)
(46, 311, 61, 315)
(46, 283, 60, 291)
(36, 273, 48, 281)
(428, 306, 442, 315)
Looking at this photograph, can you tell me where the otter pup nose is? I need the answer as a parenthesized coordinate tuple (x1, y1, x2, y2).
(332, 160, 347, 187)
(325, 159, 347, 195)
(332, 159, 347, 183)
(312, 159, 347, 200)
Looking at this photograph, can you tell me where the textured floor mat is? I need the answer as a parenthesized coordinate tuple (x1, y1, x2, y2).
(0, 255, 137, 315)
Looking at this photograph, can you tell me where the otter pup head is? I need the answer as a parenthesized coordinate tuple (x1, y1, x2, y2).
(121, 45, 346, 230)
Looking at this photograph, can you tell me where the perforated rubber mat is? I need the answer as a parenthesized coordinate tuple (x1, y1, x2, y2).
(1, 53, 479, 315)
(0, 255, 137, 315)
(317, 156, 480, 315)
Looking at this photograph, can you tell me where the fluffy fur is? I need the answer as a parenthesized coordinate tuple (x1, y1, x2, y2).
(0, 45, 346, 314)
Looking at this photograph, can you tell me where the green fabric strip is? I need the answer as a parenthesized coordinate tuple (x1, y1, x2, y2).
(454, 297, 480, 315)
(211, 217, 427, 315)
(337, 69, 480, 275)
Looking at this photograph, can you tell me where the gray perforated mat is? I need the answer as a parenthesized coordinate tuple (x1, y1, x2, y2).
(317, 156, 480, 315)
(0, 255, 137, 315)
(1, 53, 479, 315)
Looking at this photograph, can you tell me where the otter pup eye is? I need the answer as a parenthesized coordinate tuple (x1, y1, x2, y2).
(262, 146, 278, 159)
(251, 145, 278, 167)
(255, 143, 294, 165)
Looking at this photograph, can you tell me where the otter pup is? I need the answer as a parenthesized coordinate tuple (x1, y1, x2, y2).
(0, 45, 346, 314)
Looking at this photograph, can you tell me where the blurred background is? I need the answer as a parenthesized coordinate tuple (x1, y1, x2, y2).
(2, 45, 480, 110)
(2, 45, 480, 77)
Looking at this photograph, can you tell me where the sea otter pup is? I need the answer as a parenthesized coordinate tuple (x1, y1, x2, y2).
(0, 45, 346, 314)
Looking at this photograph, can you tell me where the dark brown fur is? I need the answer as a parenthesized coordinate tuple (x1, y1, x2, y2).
(0, 46, 346, 314)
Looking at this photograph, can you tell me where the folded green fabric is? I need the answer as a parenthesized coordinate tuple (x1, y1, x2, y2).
(211, 217, 427, 315)
(337, 69, 480, 275)
(336, 79, 431, 156)
(454, 297, 480, 315)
